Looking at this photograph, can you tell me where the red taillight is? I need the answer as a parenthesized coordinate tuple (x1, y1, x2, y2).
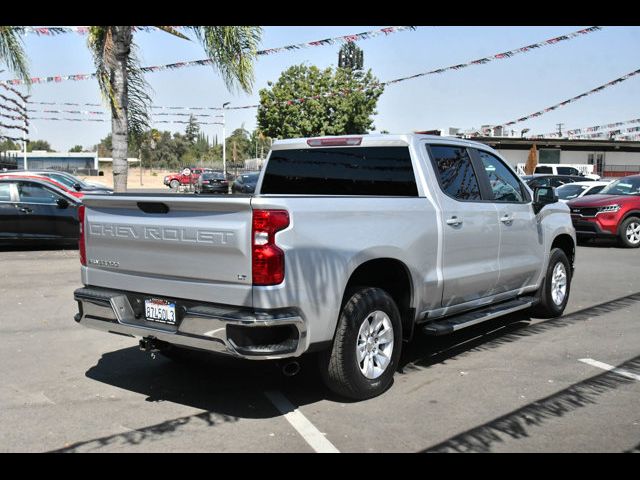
(306, 137, 362, 147)
(252, 209, 289, 286)
(78, 205, 86, 266)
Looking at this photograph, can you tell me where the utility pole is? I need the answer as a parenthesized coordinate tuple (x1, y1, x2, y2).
(556, 123, 564, 137)
(22, 99, 27, 169)
(222, 102, 230, 178)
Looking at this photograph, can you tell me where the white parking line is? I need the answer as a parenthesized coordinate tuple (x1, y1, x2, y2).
(264, 390, 340, 453)
(579, 358, 640, 381)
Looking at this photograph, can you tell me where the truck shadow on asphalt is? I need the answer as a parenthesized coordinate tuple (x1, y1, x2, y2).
(66, 291, 640, 452)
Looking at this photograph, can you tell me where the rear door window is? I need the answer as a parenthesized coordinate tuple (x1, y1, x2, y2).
(261, 146, 418, 196)
(535, 166, 553, 174)
(429, 145, 482, 201)
(557, 167, 579, 175)
(0, 183, 12, 201)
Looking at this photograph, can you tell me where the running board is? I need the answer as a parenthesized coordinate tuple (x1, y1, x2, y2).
(422, 296, 536, 336)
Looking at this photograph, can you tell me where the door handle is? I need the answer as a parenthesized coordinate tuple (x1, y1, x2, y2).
(500, 214, 514, 224)
(446, 216, 463, 226)
(17, 206, 33, 214)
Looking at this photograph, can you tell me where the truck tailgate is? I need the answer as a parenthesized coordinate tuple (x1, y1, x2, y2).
(81, 194, 253, 306)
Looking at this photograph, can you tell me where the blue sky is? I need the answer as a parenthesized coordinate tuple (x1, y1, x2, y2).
(3, 26, 640, 151)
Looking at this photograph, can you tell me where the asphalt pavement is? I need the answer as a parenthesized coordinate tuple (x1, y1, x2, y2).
(0, 240, 638, 452)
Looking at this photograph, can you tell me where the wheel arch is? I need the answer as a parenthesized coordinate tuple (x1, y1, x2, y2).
(341, 258, 415, 341)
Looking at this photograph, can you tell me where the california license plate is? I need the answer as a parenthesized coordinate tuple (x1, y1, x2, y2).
(144, 298, 176, 325)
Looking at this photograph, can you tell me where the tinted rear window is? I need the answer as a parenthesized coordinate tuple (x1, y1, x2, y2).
(202, 173, 224, 180)
(260, 147, 417, 196)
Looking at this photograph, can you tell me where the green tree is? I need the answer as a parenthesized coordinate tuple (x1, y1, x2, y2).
(0, 139, 20, 151)
(257, 64, 384, 139)
(27, 139, 53, 152)
(69, 145, 84, 152)
(87, 26, 262, 192)
(338, 42, 364, 70)
(184, 115, 200, 145)
(226, 127, 251, 164)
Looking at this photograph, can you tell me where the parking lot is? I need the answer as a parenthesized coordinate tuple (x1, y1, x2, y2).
(0, 241, 638, 453)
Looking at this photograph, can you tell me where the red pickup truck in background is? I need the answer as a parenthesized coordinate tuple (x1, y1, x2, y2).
(163, 167, 208, 189)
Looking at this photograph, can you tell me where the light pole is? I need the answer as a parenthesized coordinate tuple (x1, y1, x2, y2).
(222, 102, 230, 178)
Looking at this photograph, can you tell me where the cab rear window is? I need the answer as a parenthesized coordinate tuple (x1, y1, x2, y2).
(260, 147, 418, 196)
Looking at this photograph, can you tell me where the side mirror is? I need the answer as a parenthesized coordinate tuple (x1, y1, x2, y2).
(56, 198, 70, 209)
(533, 186, 557, 214)
(74, 183, 82, 191)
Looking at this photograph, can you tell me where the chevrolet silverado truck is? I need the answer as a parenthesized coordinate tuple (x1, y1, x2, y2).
(73, 134, 576, 400)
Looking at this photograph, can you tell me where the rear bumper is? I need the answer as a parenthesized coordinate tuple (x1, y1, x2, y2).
(74, 286, 307, 360)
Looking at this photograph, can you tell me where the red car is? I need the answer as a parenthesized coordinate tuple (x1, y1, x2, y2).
(0, 174, 85, 199)
(568, 174, 640, 247)
(163, 167, 208, 189)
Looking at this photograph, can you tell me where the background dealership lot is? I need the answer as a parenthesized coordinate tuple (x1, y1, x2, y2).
(0, 241, 638, 453)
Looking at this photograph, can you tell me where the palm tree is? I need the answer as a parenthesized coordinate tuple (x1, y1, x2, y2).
(87, 26, 262, 192)
(0, 26, 30, 84)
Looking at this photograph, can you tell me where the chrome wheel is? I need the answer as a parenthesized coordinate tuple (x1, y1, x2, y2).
(551, 262, 567, 306)
(625, 222, 640, 245)
(356, 310, 394, 379)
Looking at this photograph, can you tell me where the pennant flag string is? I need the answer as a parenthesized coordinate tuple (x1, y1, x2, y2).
(25, 26, 604, 114)
(2, 26, 417, 86)
(12, 26, 159, 36)
(531, 118, 640, 138)
(0, 121, 29, 132)
(501, 68, 640, 127)
(26, 107, 224, 118)
(27, 116, 223, 126)
(0, 134, 27, 142)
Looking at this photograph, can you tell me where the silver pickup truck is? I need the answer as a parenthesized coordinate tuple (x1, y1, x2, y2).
(73, 134, 576, 400)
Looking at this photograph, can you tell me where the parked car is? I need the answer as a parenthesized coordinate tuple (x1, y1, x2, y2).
(0, 177, 81, 246)
(196, 172, 229, 194)
(521, 174, 594, 189)
(1, 170, 112, 194)
(73, 134, 575, 400)
(555, 181, 610, 202)
(163, 167, 209, 189)
(533, 164, 600, 180)
(231, 172, 260, 193)
(568, 174, 640, 247)
(0, 173, 85, 199)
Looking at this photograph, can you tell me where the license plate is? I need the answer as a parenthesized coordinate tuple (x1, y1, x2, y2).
(144, 298, 176, 325)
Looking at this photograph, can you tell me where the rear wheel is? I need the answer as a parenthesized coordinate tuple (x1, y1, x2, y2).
(618, 216, 640, 248)
(319, 287, 402, 400)
(532, 248, 571, 318)
(169, 180, 180, 190)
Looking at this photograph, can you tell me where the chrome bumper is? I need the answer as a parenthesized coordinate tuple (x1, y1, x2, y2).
(74, 287, 307, 360)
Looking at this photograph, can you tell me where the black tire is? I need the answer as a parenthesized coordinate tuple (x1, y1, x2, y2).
(532, 248, 572, 318)
(319, 287, 402, 400)
(169, 180, 180, 190)
(618, 216, 640, 248)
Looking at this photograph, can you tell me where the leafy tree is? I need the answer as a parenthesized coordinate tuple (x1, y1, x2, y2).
(257, 64, 384, 139)
(69, 145, 84, 152)
(184, 115, 200, 145)
(27, 139, 53, 152)
(338, 43, 364, 70)
(226, 127, 251, 164)
(0, 139, 20, 151)
(87, 26, 262, 192)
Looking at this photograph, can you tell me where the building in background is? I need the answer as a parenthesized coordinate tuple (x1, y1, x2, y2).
(4, 150, 98, 174)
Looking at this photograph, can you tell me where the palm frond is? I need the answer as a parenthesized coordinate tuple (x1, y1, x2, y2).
(126, 42, 152, 141)
(154, 26, 190, 40)
(0, 26, 31, 85)
(187, 26, 262, 93)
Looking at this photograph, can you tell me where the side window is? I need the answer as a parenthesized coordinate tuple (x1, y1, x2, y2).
(0, 183, 12, 201)
(477, 150, 525, 202)
(429, 146, 481, 201)
(557, 167, 579, 175)
(16, 183, 60, 204)
(585, 185, 605, 195)
(550, 177, 566, 188)
(535, 166, 553, 174)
